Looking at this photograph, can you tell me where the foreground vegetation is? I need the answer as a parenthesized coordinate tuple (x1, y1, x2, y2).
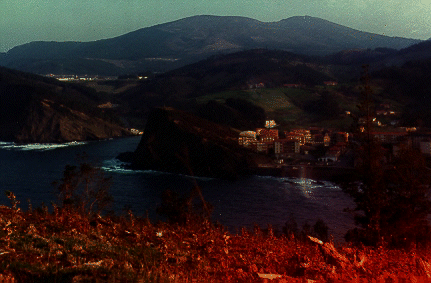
(1, 191, 431, 283)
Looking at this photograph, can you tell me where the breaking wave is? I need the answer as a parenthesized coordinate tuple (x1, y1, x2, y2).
(101, 158, 215, 181)
(0, 141, 87, 151)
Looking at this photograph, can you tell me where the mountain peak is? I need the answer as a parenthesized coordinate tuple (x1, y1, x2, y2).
(157, 15, 262, 30)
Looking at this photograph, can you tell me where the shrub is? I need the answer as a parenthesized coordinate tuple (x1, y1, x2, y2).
(283, 214, 329, 242)
(157, 185, 213, 226)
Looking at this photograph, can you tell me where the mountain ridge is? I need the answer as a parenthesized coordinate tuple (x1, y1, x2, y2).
(0, 15, 421, 75)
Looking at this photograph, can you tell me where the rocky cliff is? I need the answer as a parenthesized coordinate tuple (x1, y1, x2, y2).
(12, 99, 130, 143)
(125, 107, 270, 180)
(0, 67, 131, 143)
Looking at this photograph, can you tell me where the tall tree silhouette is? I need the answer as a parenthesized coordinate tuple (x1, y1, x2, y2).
(342, 66, 431, 248)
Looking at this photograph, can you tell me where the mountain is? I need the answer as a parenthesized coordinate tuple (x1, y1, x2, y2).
(0, 67, 131, 143)
(0, 15, 421, 75)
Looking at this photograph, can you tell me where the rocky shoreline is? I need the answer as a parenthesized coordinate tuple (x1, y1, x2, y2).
(117, 107, 358, 182)
(118, 107, 273, 180)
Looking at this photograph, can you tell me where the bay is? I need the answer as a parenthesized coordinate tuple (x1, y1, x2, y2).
(0, 136, 355, 241)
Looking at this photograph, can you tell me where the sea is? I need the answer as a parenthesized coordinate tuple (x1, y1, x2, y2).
(0, 136, 355, 241)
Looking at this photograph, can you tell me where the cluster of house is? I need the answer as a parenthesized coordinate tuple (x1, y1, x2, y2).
(239, 120, 431, 164)
(238, 120, 349, 163)
(353, 129, 431, 165)
(129, 128, 144, 135)
(45, 74, 118, 81)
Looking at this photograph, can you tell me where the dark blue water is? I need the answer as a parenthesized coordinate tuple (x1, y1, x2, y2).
(0, 137, 355, 241)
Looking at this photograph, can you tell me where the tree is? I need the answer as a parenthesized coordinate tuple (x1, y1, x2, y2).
(342, 66, 431, 248)
(54, 162, 112, 217)
(156, 186, 213, 226)
(382, 146, 431, 246)
(283, 214, 329, 242)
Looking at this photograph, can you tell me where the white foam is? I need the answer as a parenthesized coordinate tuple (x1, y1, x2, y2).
(101, 158, 145, 174)
(101, 158, 215, 181)
(0, 141, 86, 151)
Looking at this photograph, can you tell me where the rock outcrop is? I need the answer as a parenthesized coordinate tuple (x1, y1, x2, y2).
(124, 107, 270, 179)
(0, 66, 131, 143)
(12, 99, 130, 143)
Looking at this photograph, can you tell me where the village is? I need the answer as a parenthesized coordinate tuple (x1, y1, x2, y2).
(238, 118, 431, 172)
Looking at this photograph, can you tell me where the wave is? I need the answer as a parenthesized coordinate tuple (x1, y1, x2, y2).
(255, 175, 342, 201)
(101, 158, 145, 174)
(257, 175, 340, 189)
(101, 158, 215, 181)
(0, 141, 87, 151)
(101, 158, 172, 176)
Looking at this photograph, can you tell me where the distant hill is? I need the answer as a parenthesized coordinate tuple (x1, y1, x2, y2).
(323, 40, 431, 69)
(114, 46, 431, 129)
(115, 49, 337, 125)
(371, 55, 431, 127)
(113, 49, 369, 129)
(377, 40, 431, 67)
(120, 48, 334, 97)
(0, 67, 130, 143)
(0, 15, 421, 75)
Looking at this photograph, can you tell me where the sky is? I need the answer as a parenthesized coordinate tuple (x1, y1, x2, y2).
(1, 0, 430, 53)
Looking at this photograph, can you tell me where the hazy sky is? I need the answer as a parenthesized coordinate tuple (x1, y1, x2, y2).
(1, 0, 430, 52)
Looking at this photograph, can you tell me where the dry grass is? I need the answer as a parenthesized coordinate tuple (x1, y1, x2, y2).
(0, 195, 431, 282)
